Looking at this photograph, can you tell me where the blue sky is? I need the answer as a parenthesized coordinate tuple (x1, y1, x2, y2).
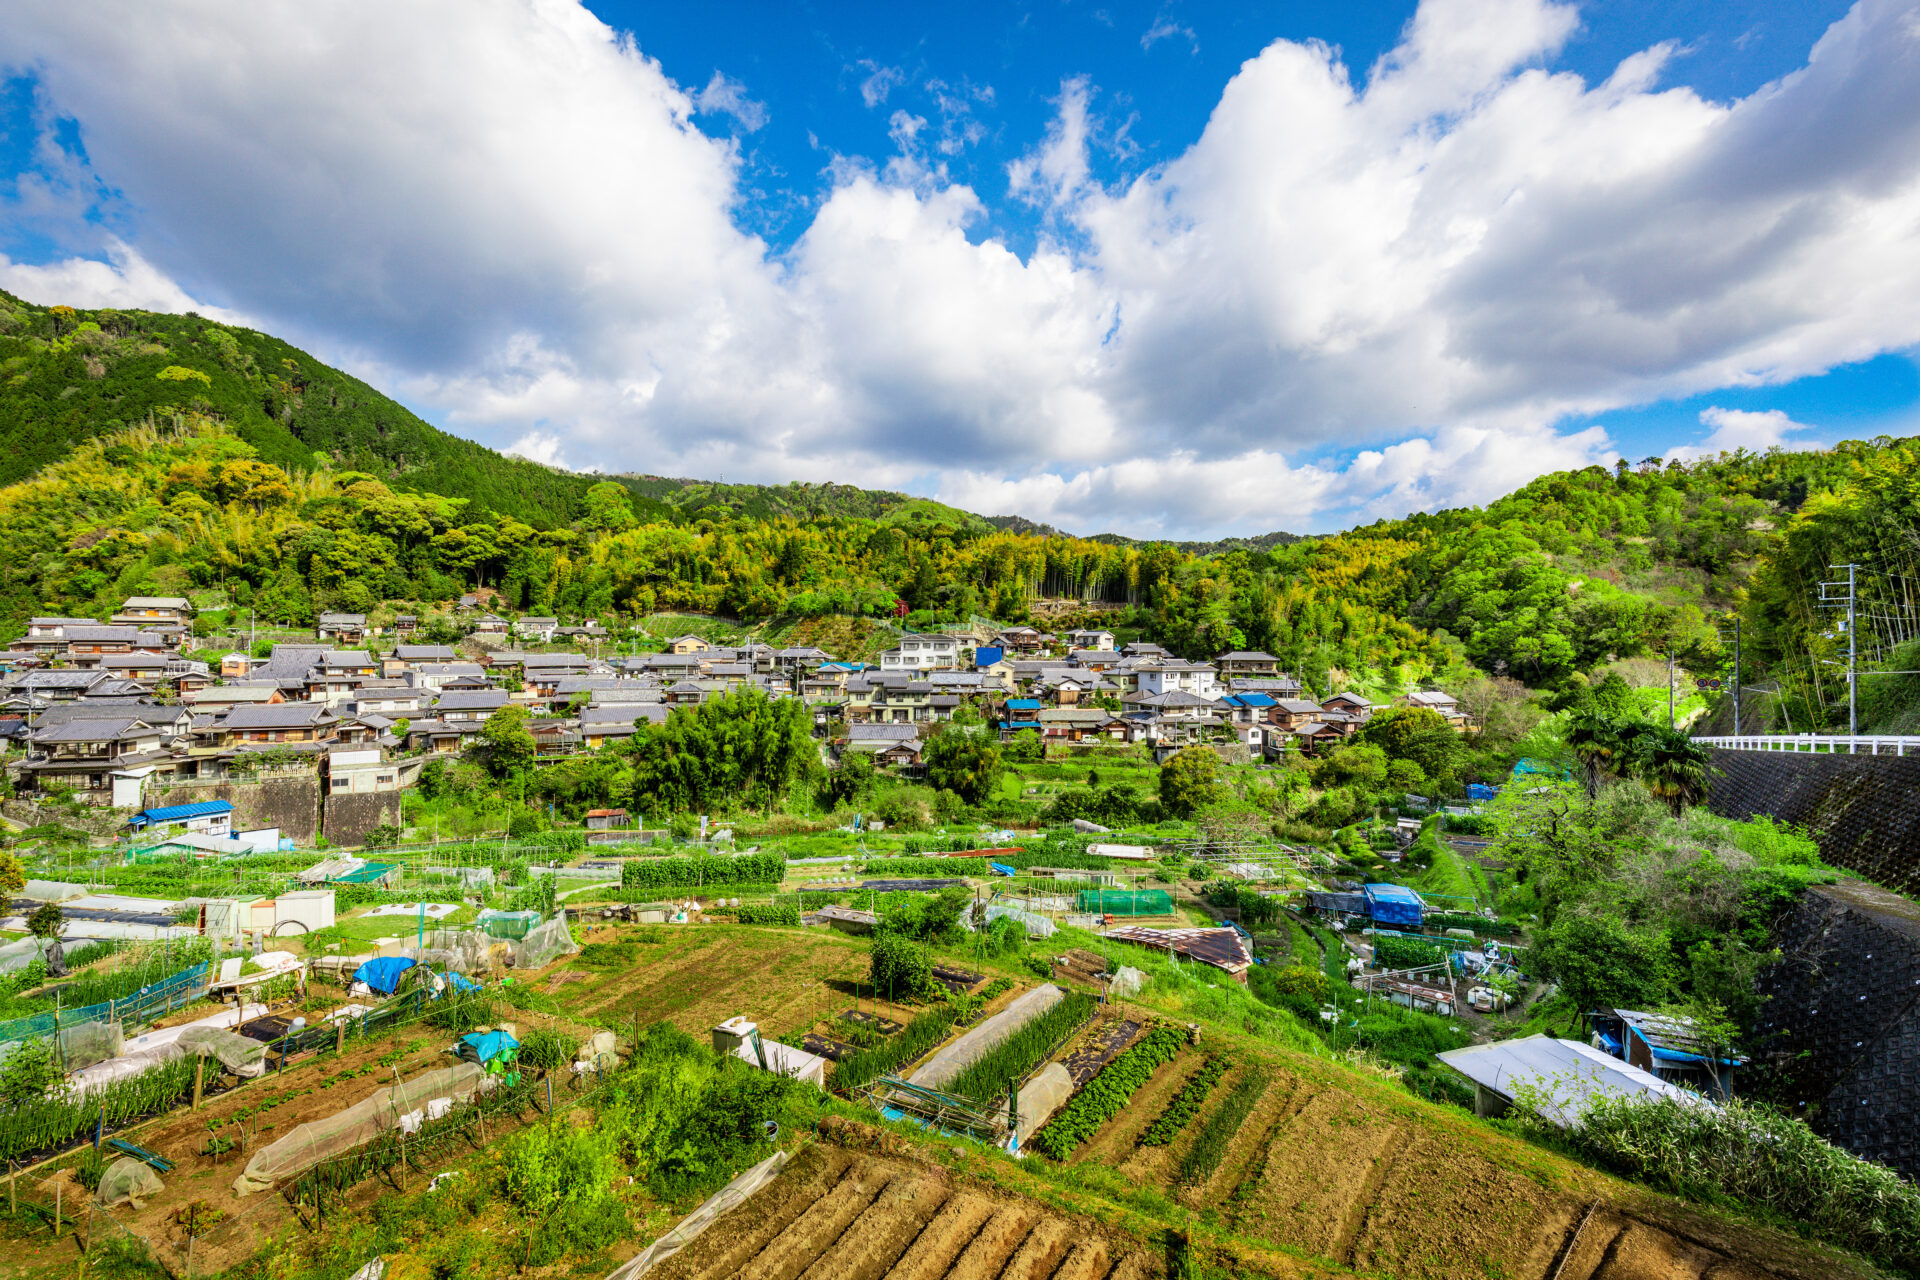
(3, 0, 1919, 537)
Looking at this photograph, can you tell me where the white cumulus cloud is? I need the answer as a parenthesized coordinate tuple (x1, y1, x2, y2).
(3, 0, 1919, 538)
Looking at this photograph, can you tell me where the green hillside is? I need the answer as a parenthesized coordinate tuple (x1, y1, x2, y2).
(0, 289, 636, 528)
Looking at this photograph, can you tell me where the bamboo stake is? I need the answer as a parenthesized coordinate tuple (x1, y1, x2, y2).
(54, 1183, 60, 1237)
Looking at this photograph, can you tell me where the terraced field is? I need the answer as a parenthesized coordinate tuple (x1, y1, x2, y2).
(643, 1141, 1172, 1280)
(1059, 1045, 1862, 1280)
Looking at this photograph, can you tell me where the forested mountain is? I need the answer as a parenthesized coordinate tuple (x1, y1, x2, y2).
(2, 288, 1917, 727)
(0, 289, 640, 528)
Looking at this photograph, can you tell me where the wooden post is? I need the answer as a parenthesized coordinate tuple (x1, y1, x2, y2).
(54, 1183, 61, 1237)
(192, 1056, 204, 1111)
(336, 1020, 346, 1054)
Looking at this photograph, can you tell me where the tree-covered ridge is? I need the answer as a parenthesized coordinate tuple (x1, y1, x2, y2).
(0, 288, 638, 528)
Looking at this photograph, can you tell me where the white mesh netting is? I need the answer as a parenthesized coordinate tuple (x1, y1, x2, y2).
(96, 1156, 164, 1209)
(908, 984, 1064, 1091)
(232, 1061, 487, 1196)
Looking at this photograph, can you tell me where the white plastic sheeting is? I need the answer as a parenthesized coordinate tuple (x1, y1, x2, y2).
(1013, 1062, 1074, 1144)
(1108, 967, 1146, 998)
(604, 1151, 790, 1280)
(233, 1063, 487, 1196)
(909, 985, 1065, 1092)
(958, 904, 1058, 939)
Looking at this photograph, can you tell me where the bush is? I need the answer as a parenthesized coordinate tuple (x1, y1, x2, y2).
(516, 1027, 577, 1072)
(869, 933, 940, 1002)
(734, 902, 800, 926)
(1373, 936, 1445, 970)
(1552, 1094, 1920, 1275)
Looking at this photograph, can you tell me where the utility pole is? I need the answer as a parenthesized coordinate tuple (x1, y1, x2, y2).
(1820, 564, 1859, 735)
(1731, 618, 1741, 736)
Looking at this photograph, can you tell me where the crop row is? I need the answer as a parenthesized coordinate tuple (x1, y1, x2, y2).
(1137, 1055, 1228, 1148)
(833, 1003, 961, 1091)
(618, 851, 785, 893)
(733, 902, 800, 926)
(947, 992, 1098, 1104)
(1029, 1025, 1184, 1160)
(1175, 1067, 1268, 1187)
(0, 1055, 199, 1161)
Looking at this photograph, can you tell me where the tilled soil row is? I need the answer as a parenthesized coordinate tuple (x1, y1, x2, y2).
(1075, 1051, 1203, 1171)
(645, 1140, 1162, 1280)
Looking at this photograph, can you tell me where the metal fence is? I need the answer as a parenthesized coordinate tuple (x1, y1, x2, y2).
(0, 961, 209, 1046)
(1695, 733, 1920, 756)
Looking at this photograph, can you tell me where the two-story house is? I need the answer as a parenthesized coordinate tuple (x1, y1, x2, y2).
(513, 616, 560, 644)
(64, 626, 142, 667)
(1065, 628, 1116, 651)
(1400, 689, 1471, 730)
(316, 613, 369, 644)
(111, 596, 194, 628)
(878, 634, 965, 672)
(666, 633, 711, 655)
(1215, 651, 1282, 679)
(215, 702, 341, 748)
(1135, 660, 1220, 699)
(433, 689, 511, 723)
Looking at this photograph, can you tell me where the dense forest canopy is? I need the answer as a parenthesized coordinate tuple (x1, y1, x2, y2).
(2, 289, 1918, 723)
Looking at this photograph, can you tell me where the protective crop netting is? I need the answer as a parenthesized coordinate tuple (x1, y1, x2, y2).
(59, 1019, 123, 1072)
(96, 1156, 164, 1209)
(232, 1061, 487, 1196)
(908, 984, 1064, 1091)
(1076, 889, 1173, 916)
(176, 1026, 269, 1074)
(512, 913, 578, 970)
(1013, 1062, 1074, 1142)
(416, 929, 518, 974)
(1108, 966, 1146, 998)
(604, 1150, 790, 1280)
(476, 909, 539, 940)
(958, 904, 1058, 939)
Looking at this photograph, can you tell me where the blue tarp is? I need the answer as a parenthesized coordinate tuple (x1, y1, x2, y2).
(989, 862, 1016, 877)
(1363, 882, 1425, 929)
(1466, 783, 1499, 801)
(352, 956, 417, 995)
(460, 1030, 520, 1063)
(444, 972, 481, 993)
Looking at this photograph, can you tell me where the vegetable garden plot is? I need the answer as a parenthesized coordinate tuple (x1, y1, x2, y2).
(1062, 1018, 1141, 1086)
(631, 1138, 1165, 1280)
(839, 1009, 902, 1035)
(907, 985, 1064, 1092)
(1030, 1026, 1185, 1161)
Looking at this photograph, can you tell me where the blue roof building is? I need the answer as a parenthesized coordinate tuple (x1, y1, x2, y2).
(127, 800, 234, 835)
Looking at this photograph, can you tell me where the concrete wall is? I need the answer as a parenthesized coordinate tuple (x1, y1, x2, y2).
(1705, 747, 1920, 893)
(1752, 882, 1920, 1180)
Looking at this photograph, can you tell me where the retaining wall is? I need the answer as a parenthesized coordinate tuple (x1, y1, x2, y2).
(1752, 882, 1920, 1179)
(1705, 747, 1920, 893)
(157, 778, 324, 843)
(321, 792, 403, 846)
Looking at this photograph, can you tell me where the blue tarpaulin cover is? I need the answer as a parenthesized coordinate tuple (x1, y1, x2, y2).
(1363, 882, 1425, 928)
(352, 956, 417, 995)
(460, 1030, 520, 1063)
(989, 862, 1016, 876)
(444, 971, 481, 993)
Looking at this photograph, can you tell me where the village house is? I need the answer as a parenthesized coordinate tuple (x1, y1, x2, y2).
(316, 612, 370, 644)
(1400, 688, 1472, 730)
(63, 626, 143, 666)
(989, 625, 1049, 653)
(392, 614, 419, 636)
(1038, 707, 1126, 742)
(325, 747, 401, 795)
(1066, 648, 1120, 671)
(1267, 699, 1325, 731)
(1321, 691, 1375, 724)
(1064, 628, 1115, 651)
(1214, 650, 1281, 678)
(513, 616, 560, 643)
(878, 633, 965, 671)
(433, 689, 511, 723)
(1134, 660, 1220, 699)
(111, 596, 194, 627)
(472, 612, 510, 636)
(213, 702, 341, 748)
(18, 715, 174, 803)
(666, 633, 711, 655)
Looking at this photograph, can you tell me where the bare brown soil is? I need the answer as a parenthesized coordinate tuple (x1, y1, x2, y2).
(640, 1141, 1165, 1280)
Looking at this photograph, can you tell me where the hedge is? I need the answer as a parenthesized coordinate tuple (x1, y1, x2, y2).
(1373, 936, 1445, 970)
(733, 903, 800, 926)
(619, 852, 785, 894)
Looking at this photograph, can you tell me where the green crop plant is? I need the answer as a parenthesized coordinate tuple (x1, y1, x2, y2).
(1029, 1025, 1183, 1160)
(947, 992, 1097, 1104)
(0, 1055, 198, 1160)
(833, 1003, 961, 1090)
(734, 902, 800, 925)
(1138, 1055, 1229, 1147)
(1175, 1067, 1269, 1187)
(618, 852, 784, 896)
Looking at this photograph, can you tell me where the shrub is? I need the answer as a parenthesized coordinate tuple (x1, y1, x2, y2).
(868, 933, 940, 1002)
(1552, 1094, 1920, 1276)
(734, 902, 800, 926)
(1373, 936, 1445, 970)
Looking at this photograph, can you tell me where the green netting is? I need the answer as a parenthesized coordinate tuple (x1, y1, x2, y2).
(332, 862, 399, 884)
(1075, 889, 1173, 916)
(476, 910, 539, 941)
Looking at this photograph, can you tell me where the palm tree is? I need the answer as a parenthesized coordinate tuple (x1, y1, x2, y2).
(1564, 713, 1625, 800)
(1629, 727, 1715, 817)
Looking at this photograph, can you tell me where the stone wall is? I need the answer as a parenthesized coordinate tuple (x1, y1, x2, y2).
(158, 778, 323, 842)
(322, 791, 403, 846)
(1706, 747, 1920, 893)
(1752, 882, 1920, 1179)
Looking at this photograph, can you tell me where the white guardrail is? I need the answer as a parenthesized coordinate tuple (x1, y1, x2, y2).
(1694, 734, 1920, 756)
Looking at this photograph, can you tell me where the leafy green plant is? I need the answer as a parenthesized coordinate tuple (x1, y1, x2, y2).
(1030, 1026, 1183, 1160)
(1139, 1056, 1229, 1148)
(734, 902, 800, 925)
(868, 933, 940, 1002)
(1175, 1068, 1268, 1186)
(517, 1027, 578, 1073)
(948, 992, 1097, 1104)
